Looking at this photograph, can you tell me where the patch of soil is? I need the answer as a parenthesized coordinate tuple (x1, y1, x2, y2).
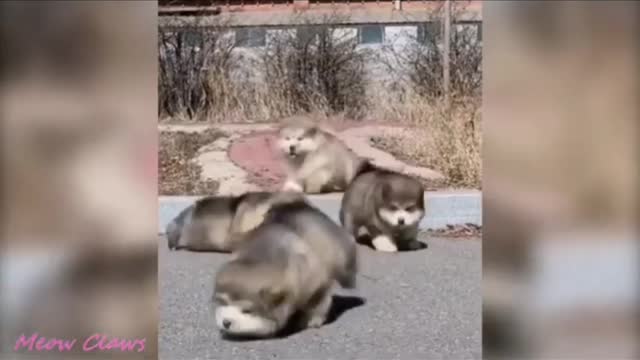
(159, 129, 226, 195)
(422, 224, 482, 238)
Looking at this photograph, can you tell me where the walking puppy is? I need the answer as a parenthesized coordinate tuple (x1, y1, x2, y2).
(212, 199, 358, 338)
(276, 120, 371, 194)
(166, 191, 305, 253)
(340, 168, 427, 252)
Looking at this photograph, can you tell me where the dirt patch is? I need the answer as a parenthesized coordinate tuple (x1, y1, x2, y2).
(422, 224, 482, 238)
(227, 130, 287, 191)
(159, 129, 226, 195)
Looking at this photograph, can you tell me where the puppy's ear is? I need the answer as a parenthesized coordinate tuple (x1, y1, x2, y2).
(213, 292, 230, 305)
(377, 182, 391, 202)
(304, 126, 319, 137)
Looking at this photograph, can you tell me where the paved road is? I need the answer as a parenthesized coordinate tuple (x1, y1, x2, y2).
(159, 233, 481, 360)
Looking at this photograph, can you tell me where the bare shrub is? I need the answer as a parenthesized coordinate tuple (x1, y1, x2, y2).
(261, 13, 371, 119)
(158, 13, 371, 122)
(368, 1, 482, 188)
(379, 1, 482, 100)
(158, 17, 237, 120)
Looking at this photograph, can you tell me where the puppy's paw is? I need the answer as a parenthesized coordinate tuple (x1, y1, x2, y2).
(306, 315, 326, 328)
(357, 226, 370, 237)
(372, 235, 398, 252)
(282, 180, 304, 193)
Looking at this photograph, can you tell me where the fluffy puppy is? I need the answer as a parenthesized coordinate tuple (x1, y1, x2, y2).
(166, 191, 305, 252)
(212, 200, 358, 339)
(276, 120, 371, 194)
(340, 169, 427, 252)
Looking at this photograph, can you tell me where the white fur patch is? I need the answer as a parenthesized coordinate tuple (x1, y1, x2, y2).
(297, 154, 329, 180)
(371, 235, 398, 252)
(215, 305, 277, 337)
(378, 208, 424, 227)
(304, 169, 333, 193)
(282, 179, 304, 193)
(297, 137, 321, 153)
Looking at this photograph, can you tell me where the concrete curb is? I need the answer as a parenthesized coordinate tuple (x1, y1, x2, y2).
(158, 191, 481, 234)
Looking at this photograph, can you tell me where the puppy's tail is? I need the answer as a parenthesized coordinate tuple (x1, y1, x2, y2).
(166, 205, 192, 251)
(166, 219, 181, 251)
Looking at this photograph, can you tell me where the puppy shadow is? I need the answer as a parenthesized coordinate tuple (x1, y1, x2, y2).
(222, 295, 365, 342)
(355, 235, 428, 253)
(278, 294, 366, 338)
(326, 295, 366, 324)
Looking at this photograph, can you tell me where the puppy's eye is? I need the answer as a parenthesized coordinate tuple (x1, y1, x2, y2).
(297, 137, 303, 141)
(241, 309, 252, 315)
(389, 205, 399, 211)
(285, 137, 291, 140)
(406, 205, 416, 212)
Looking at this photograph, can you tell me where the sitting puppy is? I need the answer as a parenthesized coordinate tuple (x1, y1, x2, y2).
(212, 199, 358, 339)
(166, 191, 305, 252)
(276, 119, 371, 194)
(340, 168, 427, 252)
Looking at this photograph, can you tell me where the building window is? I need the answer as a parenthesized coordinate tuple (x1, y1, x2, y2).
(296, 25, 326, 45)
(359, 24, 384, 45)
(235, 28, 266, 48)
(174, 30, 203, 49)
(453, 22, 483, 45)
(417, 21, 441, 46)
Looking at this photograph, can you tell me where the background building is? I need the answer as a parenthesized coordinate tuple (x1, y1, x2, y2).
(159, 0, 482, 50)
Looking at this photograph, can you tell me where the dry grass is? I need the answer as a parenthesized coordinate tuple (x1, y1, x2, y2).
(158, 13, 371, 123)
(364, 1, 481, 189)
(370, 96, 482, 189)
(159, 129, 226, 195)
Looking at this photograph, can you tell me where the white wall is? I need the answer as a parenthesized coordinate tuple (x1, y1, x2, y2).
(333, 27, 358, 42)
(219, 23, 480, 83)
(384, 25, 417, 49)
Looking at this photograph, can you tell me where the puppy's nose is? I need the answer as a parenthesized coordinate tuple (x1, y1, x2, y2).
(222, 319, 231, 329)
(289, 145, 296, 153)
(398, 218, 405, 225)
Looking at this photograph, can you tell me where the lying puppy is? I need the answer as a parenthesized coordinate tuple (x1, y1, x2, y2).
(212, 199, 358, 338)
(166, 191, 305, 253)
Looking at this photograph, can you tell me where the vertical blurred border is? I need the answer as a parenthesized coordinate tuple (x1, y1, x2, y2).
(1, 1, 158, 359)
(483, 1, 638, 359)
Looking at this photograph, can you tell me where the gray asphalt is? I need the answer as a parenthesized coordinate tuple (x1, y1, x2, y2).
(159, 234, 481, 360)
